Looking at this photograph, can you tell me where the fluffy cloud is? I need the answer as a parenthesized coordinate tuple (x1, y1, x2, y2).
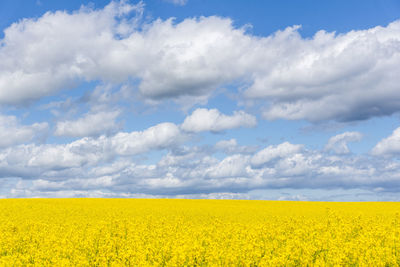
(206, 154, 250, 179)
(0, 122, 183, 178)
(181, 108, 256, 132)
(252, 23, 400, 122)
(325, 132, 363, 154)
(55, 110, 122, 137)
(250, 142, 303, 167)
(2, 1, 400, 122)
(111, 122, 183, 155)
(0, 114, 48, 148)
(371, 127, 400, 156)
(0, 1, 143, 104)
(3, 1, 400, 200)
(0, 2, 246, 105)
(3, 136, 400, 199)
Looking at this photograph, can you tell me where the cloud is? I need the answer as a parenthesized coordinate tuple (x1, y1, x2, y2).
(325, 131, 363, 154)
(206, 154, 250, 178)
(181, 108, 256, 133)
(215, 139, 238, 151)
(55, 110, 122, 137)
(2, 1, 400, 122)
(111, 122, 183, 155)
(163, 0, 188, 6)
(4, 135, 400, 199)
(131, 16, 251, 102)
(0, 1, 144, 104)
(0, 122, 183, 178)
(253, 23, 400, 121)
(371, 127, 400, 156)
(2, 1, 400, 200)
(215, 139, 258, 154)
(0, 2, 247, 105)
(0, 114, 48, 148)
(278, 194, 308, 201)
(250, 142, 303, 167)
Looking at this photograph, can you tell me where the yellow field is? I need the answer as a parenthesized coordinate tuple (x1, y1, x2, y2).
(0, 199, 400, 266)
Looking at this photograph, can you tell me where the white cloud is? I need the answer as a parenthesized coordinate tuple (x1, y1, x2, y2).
(250, 142, 303, 167)
(2, 2, 400, 122)
(0, 114, 48, 148)
(55, 110, 121, 137)
(325, 131, 363, 154)
(163, 0, 187, 6)
(3, 1, 400, 200)
(0, 3, 248, 105)
(215, 139, 238, 150)
(111, 122, 183, 155)
(0, 122, 183, 177)
(206, 154, 250, 178)
(181, 108, 256, 132)
(133, 16, 252, 101)
(4, 137, 400, 199)
(253, 22, 400, 121)
(0, 1, 144, 104)
(215, 139, 258, 154)
(371, 127, 400, 156)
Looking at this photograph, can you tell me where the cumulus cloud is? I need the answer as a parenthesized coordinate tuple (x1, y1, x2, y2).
(252, 23, 400, 121)
(250, 142, 303, 167)
(371, 127, 400, 156)
(2, 1, 400, 122)
(0, 2, 247, 105)
(3, 135, 400, 199)
(325, 132, 363, 154)
(206, 154, 250, 179)
(0, 1, 144, 104)
(111, 122, 183, 155)
(55, 110, 122, 137)
(181, 108, 256, 133)
(0, 122, 183, 178)
(3, 1, 400, 200)
(0, 114, 48, 148)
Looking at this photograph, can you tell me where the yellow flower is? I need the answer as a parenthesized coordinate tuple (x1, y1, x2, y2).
(0, 199, 400, 266)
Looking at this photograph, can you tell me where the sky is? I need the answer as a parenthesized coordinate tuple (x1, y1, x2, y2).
(1, 0, 400, 201)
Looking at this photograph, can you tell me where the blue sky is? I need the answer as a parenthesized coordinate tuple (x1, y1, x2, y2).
(1, 0, 400, 200)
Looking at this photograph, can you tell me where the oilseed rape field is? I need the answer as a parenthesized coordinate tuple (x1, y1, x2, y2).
(1, 199, 400, 266)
